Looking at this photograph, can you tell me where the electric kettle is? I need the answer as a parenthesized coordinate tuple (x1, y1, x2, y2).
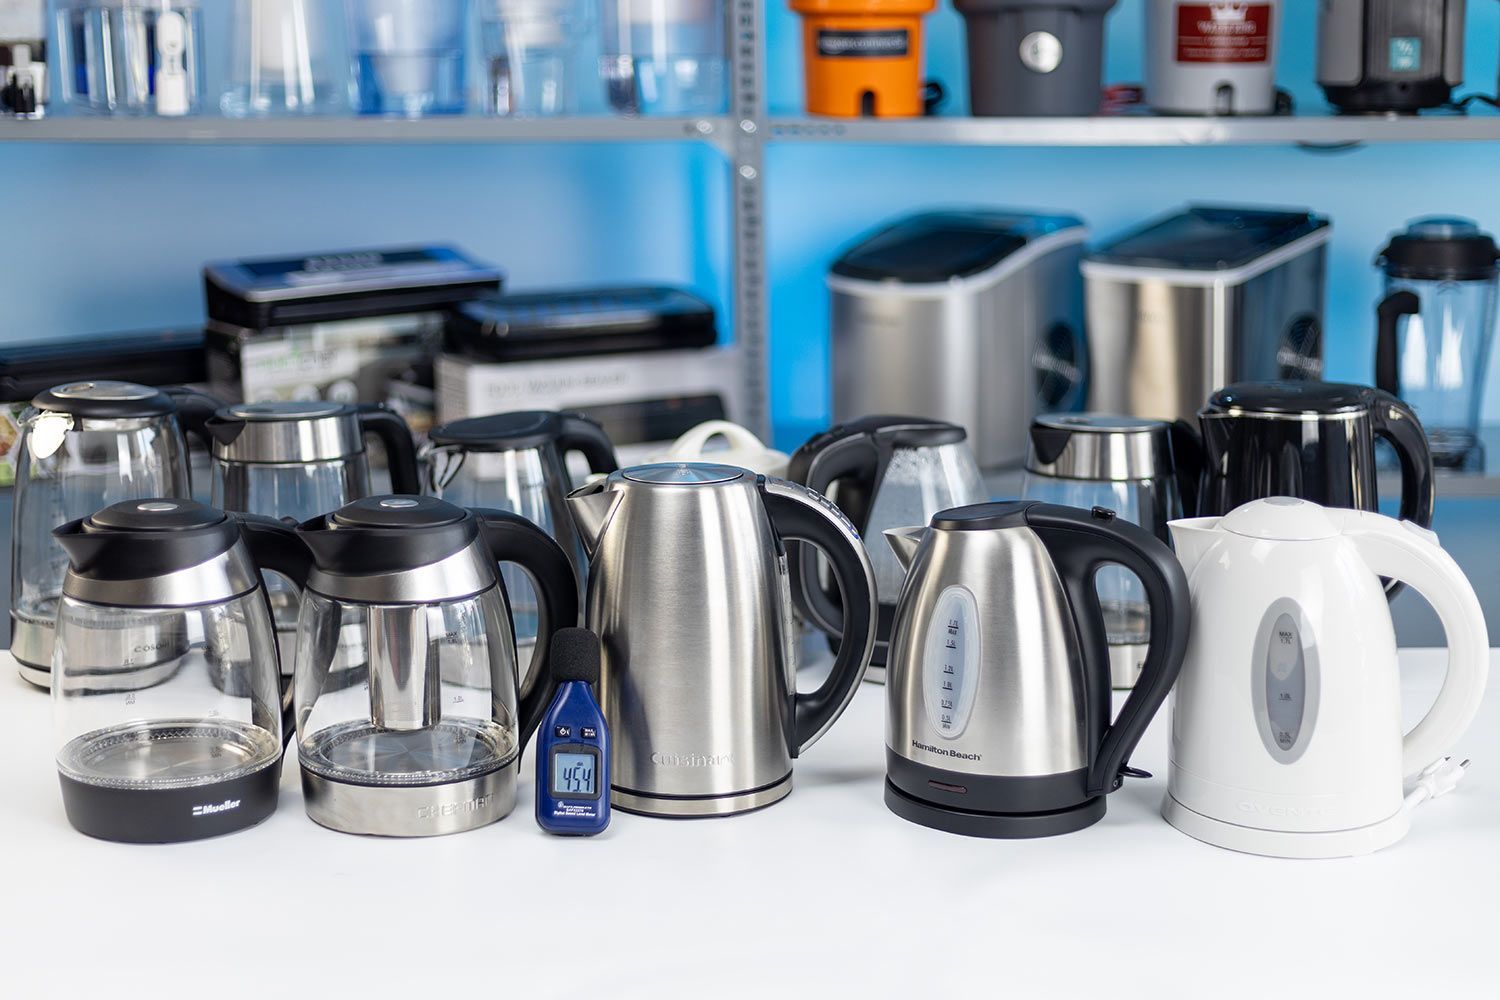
(882, 501, 1190, 838)
(1022, 413, 1202, 688)
(1375, 219, 1499, 471)
(51, 499, 309, 843)
(567, 464, 878, 818)
(200, 399, 423, 669)
(1165, 498, 1489, 858)
(292, 495, 579, 837)
(11, 380, 218, 688)
(788, 416, 987, 677)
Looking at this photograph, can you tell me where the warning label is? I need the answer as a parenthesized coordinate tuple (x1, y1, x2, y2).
(1175, 3, 1273, 65)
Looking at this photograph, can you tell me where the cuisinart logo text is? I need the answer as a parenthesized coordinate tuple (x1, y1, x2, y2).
(911, 740, 981, 762)
(192, 800, 241, 817)
(1237, 801, 1334, 819)
(651, 751, 734, 767)
(417, 795, 491, 820)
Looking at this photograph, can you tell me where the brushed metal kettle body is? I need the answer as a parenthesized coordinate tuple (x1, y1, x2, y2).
(569, 464, 878, 818)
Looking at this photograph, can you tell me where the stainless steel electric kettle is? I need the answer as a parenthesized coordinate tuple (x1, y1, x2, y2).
(567, 464, 879, 818)
(883, 500, 1190, 838)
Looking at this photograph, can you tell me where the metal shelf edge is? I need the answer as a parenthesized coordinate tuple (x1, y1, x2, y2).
(0, 116, 730, 144)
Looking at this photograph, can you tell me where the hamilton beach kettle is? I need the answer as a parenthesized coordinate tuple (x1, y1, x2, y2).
(1164, 498, 1489, 858)
(883, 501, 1190, 838)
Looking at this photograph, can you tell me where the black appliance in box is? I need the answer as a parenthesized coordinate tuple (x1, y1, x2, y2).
(446, 285, 718, 361)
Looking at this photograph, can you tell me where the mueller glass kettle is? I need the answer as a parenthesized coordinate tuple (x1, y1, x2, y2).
(883, 501, 1190, 838)
(1022, 413, 1201, 688)
(201, 399, 422, 667)
(424, 410, 619, 666)
(51, 499, 309, 843)
(567, 464, 878, 818)
(1165, 499, 1489, 858)
(788, 416, 987, 677)
(1375, 219, 1499, 471)
(293, 496, 578, 837)
(11, 381, 216, 688)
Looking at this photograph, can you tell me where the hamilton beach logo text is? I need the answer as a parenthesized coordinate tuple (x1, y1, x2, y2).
(651, 751, 735, 767)
(192, 799, 241, 817)
(417, 794, 491, 820)
(912, 739, 981, 762)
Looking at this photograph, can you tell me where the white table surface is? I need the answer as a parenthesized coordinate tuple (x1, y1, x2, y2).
(2, 648, 1497, 999)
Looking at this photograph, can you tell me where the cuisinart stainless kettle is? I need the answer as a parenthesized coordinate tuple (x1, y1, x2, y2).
(568, 464, 878, 818)
(883, 500, 1190, 838)
(1165, 498, 1489, 858)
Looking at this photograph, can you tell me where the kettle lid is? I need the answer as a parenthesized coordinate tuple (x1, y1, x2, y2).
(430, 410, 583, 453)
(1379, 217, 1500, 282)
(32, 380, 176, 419)
(1218, 497, 1341, 541)
(622, 462, 745, 485)
(300, 496, 489, 596)
(225, 400, 351, 421)
(88, 498, 229, 534)
(1027, 413, 1174, 481)
(930, 499, 1035, 531)
(1205, 381, 1372, 418)
(802, 416, 967, 454)
(331, 495, 467, 529)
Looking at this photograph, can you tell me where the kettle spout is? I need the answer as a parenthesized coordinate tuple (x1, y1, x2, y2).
(883, 526, 927, 572)
(1167, 517, 1222, 577)
(566, 484, 622, 558)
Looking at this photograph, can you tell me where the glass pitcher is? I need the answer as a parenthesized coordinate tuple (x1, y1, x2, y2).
(222, 0, 342, 116)
(599, 0, 728, 115)
(479, 0, 586, 115)
(345, 0, 469, 116)
(10, 381, 214, 688)
(1376, 218, 1500, 471)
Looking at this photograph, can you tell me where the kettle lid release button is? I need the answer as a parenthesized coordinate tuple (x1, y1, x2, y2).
(1091, 506, 1116, 521)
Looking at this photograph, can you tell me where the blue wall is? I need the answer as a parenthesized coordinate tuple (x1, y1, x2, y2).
(2, 0, 1498, 452)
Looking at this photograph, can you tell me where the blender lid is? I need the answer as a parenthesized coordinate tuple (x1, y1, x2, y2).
(1205, 381, 1373, 417)
(831, 211, 1085, 284)
(1378, 217, 1500, 281)
(1027, 413, 1175, 481)
(429, 410, 582, 452)
(1089, 205, 1330, 272)
(32, 380, 178, 418)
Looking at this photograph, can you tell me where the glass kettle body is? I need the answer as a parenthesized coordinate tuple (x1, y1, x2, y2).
(882, 500, 1190, 839)
(567, 464, 878, 818)
(1164, 498, 1489, 858)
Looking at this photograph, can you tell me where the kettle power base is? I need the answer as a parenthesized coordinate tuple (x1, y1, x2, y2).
(59, 757, 282, 844)
(1162, 795, 1410, 859)
(300, 766, 519, 838)
(611, 774, 792, 819)
(884, 780, 1107, 839)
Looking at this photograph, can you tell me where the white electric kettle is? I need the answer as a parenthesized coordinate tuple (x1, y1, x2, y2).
(1165, 498, 1488, 859)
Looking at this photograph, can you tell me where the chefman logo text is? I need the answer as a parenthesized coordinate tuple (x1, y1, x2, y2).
(912, 740, 980, 762)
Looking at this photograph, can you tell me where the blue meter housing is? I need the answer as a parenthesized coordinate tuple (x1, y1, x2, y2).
(535, 680, 610, 836)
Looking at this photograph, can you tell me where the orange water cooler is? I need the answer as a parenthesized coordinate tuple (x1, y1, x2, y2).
(789, 0, 937, 117)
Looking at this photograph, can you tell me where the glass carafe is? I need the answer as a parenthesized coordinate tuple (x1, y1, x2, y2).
(600, 0, 728, 115)
(1376, 218, 1500, 471)
(293, 496, 579, 836)
(344, 0, 469, 116)
(10, 382, 207, 687)
(479, 0, 585, 115)
(222, 0, 341, 116)
(51, 499, 308, 843)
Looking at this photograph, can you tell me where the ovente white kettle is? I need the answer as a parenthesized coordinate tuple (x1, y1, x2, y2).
(1164, 498, 1489, 858)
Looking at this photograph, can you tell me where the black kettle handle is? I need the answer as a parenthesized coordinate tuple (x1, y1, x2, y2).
(758, 477, 878, 757)
(1375, 290, 1420, 398)
(556, 413, 620, 478)
(165, 387, 224, 489)
(1026, 503, 1191, 798)
(1168, 419, 1204, 519)
(237, 513, 314, 748)
(786, 431, 880, 636)
(475, 509, 581, 754)
(357, 403, 422, 495)
(1371, 390, 1435, 530)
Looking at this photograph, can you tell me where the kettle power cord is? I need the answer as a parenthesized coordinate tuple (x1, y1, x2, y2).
(1403, 756, 1470, 811)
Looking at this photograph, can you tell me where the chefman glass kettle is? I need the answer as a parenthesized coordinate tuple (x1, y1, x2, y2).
(883, 501, 1190, 838)
(568, 464, 878, 818)
(51, 499, 309, 843)
(293, 495, 578, 837)
(788, 416, 986, 678)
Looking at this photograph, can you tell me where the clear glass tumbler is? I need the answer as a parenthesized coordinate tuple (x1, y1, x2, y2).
(345, 0, 469, 116)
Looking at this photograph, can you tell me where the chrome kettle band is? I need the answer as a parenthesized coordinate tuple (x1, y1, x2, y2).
(304, 544, 500, 605)
(213, 412, 366, 465)
(61, 542, 263, 609)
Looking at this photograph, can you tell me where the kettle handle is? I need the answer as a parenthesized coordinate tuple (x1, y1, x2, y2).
(476, 510, 581, 754)
(759, 477, 879, 757)
(1344, 512, 1490, 778)
(165, 386, 224, 491)
(357, 404, 422, 495)
(237, 514, 314, 748)
(1168, 419, 1204, 519)
(1375, 290, 1420, 398)
(786, 431, 881, 636)
(1026, 504, 1192, 798)
(667, 420, 767, 461)
(1370, 390, 1435, 531)
(556, 412, 620, 479)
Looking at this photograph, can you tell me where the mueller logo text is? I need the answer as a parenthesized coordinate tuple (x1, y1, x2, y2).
(192, 799, 241, 817)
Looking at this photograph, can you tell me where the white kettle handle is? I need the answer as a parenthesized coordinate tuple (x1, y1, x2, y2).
(667, 421, 766, 459)
(1345, 512, 1490, 778)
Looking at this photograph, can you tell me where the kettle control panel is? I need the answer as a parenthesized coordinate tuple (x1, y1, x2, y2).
(1253, 602, 1320, 764)
(922, 586, 980, 739)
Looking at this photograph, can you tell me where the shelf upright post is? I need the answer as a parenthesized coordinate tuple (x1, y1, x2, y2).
(729, 0, 770, 438)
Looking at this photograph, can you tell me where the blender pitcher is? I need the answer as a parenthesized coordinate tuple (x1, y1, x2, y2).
(1375, 218, 1500, 471)
(600, 0, 728, 115)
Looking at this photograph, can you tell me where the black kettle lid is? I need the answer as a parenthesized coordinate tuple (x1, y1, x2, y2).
(429, 410, 585, 452)
(1379, 218, 1500, 282)
(1206, 381, 1373, 417)
(301, 495, 478, 577)
(56, 499, 240, 581)
(32, 380, 177, 419)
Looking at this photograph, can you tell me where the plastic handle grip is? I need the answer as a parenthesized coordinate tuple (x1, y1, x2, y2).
(667, 421, 768, 460)
(556, 413, 620, 477)
(1345, 513, 1489, 778)
(357, 404, 422, 495)
(786, 432, 881, 637)
(1369, 390, 1435, 532)
(236, 513, 314, 747)
(1375, 291, 1420, 398)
